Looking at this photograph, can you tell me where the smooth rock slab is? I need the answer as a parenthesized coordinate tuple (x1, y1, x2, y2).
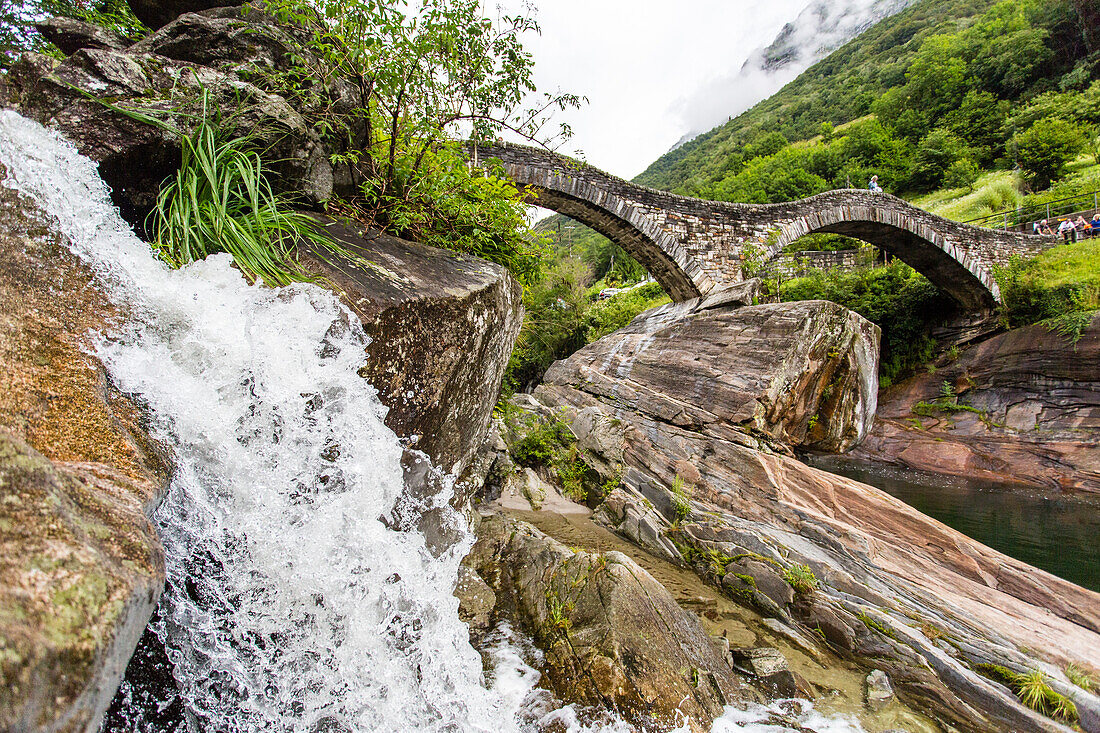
(541, 299, 879, 452)
(0, 172, 169, 730)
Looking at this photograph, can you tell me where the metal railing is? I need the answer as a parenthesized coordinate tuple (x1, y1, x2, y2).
(964, 189, 1100, 231)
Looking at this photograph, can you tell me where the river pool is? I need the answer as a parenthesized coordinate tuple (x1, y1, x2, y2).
(806, 456, 1100, 593)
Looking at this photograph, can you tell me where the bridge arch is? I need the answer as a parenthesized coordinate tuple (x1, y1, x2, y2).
(476, 152, 709, 301)
(761, 192, 1000, 312)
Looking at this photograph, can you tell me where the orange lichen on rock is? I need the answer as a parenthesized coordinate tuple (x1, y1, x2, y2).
(0, 172, 168, 729)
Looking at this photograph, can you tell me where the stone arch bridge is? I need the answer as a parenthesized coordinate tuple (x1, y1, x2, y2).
(469, 142, 1050, 312)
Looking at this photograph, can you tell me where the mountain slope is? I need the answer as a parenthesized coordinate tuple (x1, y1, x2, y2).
(636, 0, 1090, 194)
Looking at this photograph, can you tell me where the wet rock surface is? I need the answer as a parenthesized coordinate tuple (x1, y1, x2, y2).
(0, 174, 169, 730)
(852, 317, 1100, 495)
(495, 296, 1100, 732)
(465, 511, 759, 731)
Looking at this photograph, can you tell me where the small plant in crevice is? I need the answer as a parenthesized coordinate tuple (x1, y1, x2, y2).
(669, 475, 693, 523)
(546, 591, 573, 636)
(857, 611, 897, 639)
(782, 564, 819, 594)
(975, 664, 1079, 724)
(149, 110, 344, 287)
(1066, 662, 1094, 691)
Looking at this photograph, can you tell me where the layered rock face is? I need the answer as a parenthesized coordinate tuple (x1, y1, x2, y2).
(513, 294, 1100, 732)
(853, 317, 1100, 495)
(541, 295, 880, 453)
(0, 174, 170, 730)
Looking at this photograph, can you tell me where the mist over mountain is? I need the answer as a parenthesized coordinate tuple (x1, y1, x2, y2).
(669, 0, 915, 150)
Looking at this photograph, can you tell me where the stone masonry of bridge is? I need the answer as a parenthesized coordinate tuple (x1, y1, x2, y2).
(469, 142, 1052, 312)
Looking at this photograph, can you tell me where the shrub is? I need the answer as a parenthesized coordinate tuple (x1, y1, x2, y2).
(1014, 118, 1086, 190)
(779, 261, 950, 384)
(782, 564, 819, 594)
(994, 245, 1100, 331)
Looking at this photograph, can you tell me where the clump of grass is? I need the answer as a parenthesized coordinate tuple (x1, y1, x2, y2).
(975, 665, 1079, 724)
(149, 118, 335, 286)
(995, 244, 1100, 333)
(857, 611, 897, 639)
(782, 564, 818, 594)
(669, 475, 693, 522)
(1067, 662, 1094, 691)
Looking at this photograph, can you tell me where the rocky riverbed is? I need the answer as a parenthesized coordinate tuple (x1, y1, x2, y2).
(469, 285, 1100, 732)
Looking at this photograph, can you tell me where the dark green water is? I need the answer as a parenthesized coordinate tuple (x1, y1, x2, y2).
(806, 456, 1100, 593)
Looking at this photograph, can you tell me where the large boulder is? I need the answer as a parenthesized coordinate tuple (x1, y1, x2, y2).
(541, 298, 879, 452)
(0, 172, 169, 729)
(298, 220, 523, 483)
(853, 317, 1100, 495)
(465, 512, 759, 731)
(5, 32, 332, 226)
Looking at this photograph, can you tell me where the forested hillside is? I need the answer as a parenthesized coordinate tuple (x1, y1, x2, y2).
(636, 0, 1095, 200)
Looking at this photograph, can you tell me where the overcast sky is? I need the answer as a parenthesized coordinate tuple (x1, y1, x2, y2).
(499, 0, 809, 179)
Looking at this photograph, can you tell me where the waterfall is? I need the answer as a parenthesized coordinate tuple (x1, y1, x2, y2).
(0, 110, 523, 731)
(0, 111, 862, 733)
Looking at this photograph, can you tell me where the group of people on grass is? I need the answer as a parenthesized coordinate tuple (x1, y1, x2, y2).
(1034, 214, 1100, 242)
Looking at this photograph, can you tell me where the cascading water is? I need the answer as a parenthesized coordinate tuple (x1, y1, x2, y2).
(0, 110, 862, 733)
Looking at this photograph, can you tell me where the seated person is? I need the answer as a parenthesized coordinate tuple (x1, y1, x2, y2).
(1038, 219, 1054, 235)
(868, 175, 883, 193)
(1091, 213, 1100, 236)
(1058, 218, 1076, 242)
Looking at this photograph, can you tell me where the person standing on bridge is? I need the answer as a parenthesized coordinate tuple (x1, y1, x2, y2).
(868, 175, 883, 193)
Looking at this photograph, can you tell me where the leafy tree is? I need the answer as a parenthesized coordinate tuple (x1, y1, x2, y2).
(942, 90, 1009, 165)
(944, 158, 981, 190)
(260, 0, 583, 284)
(904, 34, 970, 118)
(1014, 117, 1086, 189)
(910, 128, 970, 191)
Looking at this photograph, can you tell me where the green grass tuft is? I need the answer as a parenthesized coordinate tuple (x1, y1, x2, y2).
(149, 114, 341, 287)
(782, 564, 819, 594)
(1067, 662, 1094, 691)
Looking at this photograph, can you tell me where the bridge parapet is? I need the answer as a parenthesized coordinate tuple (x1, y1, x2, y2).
(468, 141, 1053, 310)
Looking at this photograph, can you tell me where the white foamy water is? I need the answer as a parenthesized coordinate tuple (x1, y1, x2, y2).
(0, 111, 861, 733)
